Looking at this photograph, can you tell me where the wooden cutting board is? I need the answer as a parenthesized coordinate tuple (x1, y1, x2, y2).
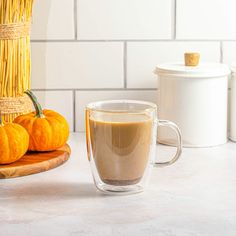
(0, 144, 71, 179)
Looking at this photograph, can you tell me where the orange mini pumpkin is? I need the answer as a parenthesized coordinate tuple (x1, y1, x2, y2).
(0, 115, 29, 164)
(14, 90, 70, 152)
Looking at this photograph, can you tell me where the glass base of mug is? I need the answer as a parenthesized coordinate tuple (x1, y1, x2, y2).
(95, 182, 144, 195)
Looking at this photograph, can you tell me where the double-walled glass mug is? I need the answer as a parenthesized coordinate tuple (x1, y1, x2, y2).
(86, 100, 182, 194)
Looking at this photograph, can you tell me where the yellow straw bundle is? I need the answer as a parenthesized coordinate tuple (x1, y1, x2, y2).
(0, 0, 34, 122)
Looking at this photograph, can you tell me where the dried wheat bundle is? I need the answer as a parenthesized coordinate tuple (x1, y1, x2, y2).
(0, 0, 34, 122)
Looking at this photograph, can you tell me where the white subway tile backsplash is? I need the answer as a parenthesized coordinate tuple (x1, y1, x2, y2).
(127, 42, 220, 88)
(228, 90, 231, 133)
(32, 91, 74, 131)
(31, 0, 74, 40)
(222, 42, 236, 89)
(75, 90, 157, 132)
(31, 42, 124, 89)
(77, 0, 172, 40)
(28, 0, 236, 130)
(176, 0, 236, 39)
(223, 42, 236, 65)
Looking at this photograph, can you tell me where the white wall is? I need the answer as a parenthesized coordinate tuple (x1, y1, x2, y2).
(31, 0, 236, 131)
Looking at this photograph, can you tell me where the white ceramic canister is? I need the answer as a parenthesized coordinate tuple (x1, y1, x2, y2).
(230, 64, 236, 141)
(155, 61, 230, 147)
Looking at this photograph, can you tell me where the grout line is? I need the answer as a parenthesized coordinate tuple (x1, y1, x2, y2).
(32, 88, 234, 92)
(30, 39, 236, 43)
(73, 90, 76, 132)
(32, 88, 76, 91)
(32, 88, 233, 96)
(172, 0, 177, 40)
(32, 88, 158, 91)
(220, 41, 223, 63)
(74, 0, 78, 40)
(31, 39, 77, 43)
(124, 42, 127, 88)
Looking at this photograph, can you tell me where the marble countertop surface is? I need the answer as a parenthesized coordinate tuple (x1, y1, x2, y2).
(1, 133, 236, 236)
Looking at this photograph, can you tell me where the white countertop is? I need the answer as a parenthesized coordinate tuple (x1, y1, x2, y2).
(1, 133, 236, 236)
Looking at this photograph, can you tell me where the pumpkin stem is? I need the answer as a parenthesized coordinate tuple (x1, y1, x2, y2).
(24, 90, 44, 118)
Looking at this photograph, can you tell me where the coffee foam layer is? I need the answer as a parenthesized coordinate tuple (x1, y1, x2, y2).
(90, 113, 152, 124)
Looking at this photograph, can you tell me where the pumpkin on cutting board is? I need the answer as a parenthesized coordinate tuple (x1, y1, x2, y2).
(14, 90, 70, 152)
(0, 115, 29, 164)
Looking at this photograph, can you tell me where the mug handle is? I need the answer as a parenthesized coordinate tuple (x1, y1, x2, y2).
(155, 120, 182, 167)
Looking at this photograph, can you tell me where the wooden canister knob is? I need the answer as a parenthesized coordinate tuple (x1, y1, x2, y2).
(184, 53, 200, 66)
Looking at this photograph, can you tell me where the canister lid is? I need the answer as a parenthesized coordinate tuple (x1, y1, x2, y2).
(155, 62, 230, 78)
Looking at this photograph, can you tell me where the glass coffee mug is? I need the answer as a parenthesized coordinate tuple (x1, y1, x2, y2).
(86, 100, 182, 194)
